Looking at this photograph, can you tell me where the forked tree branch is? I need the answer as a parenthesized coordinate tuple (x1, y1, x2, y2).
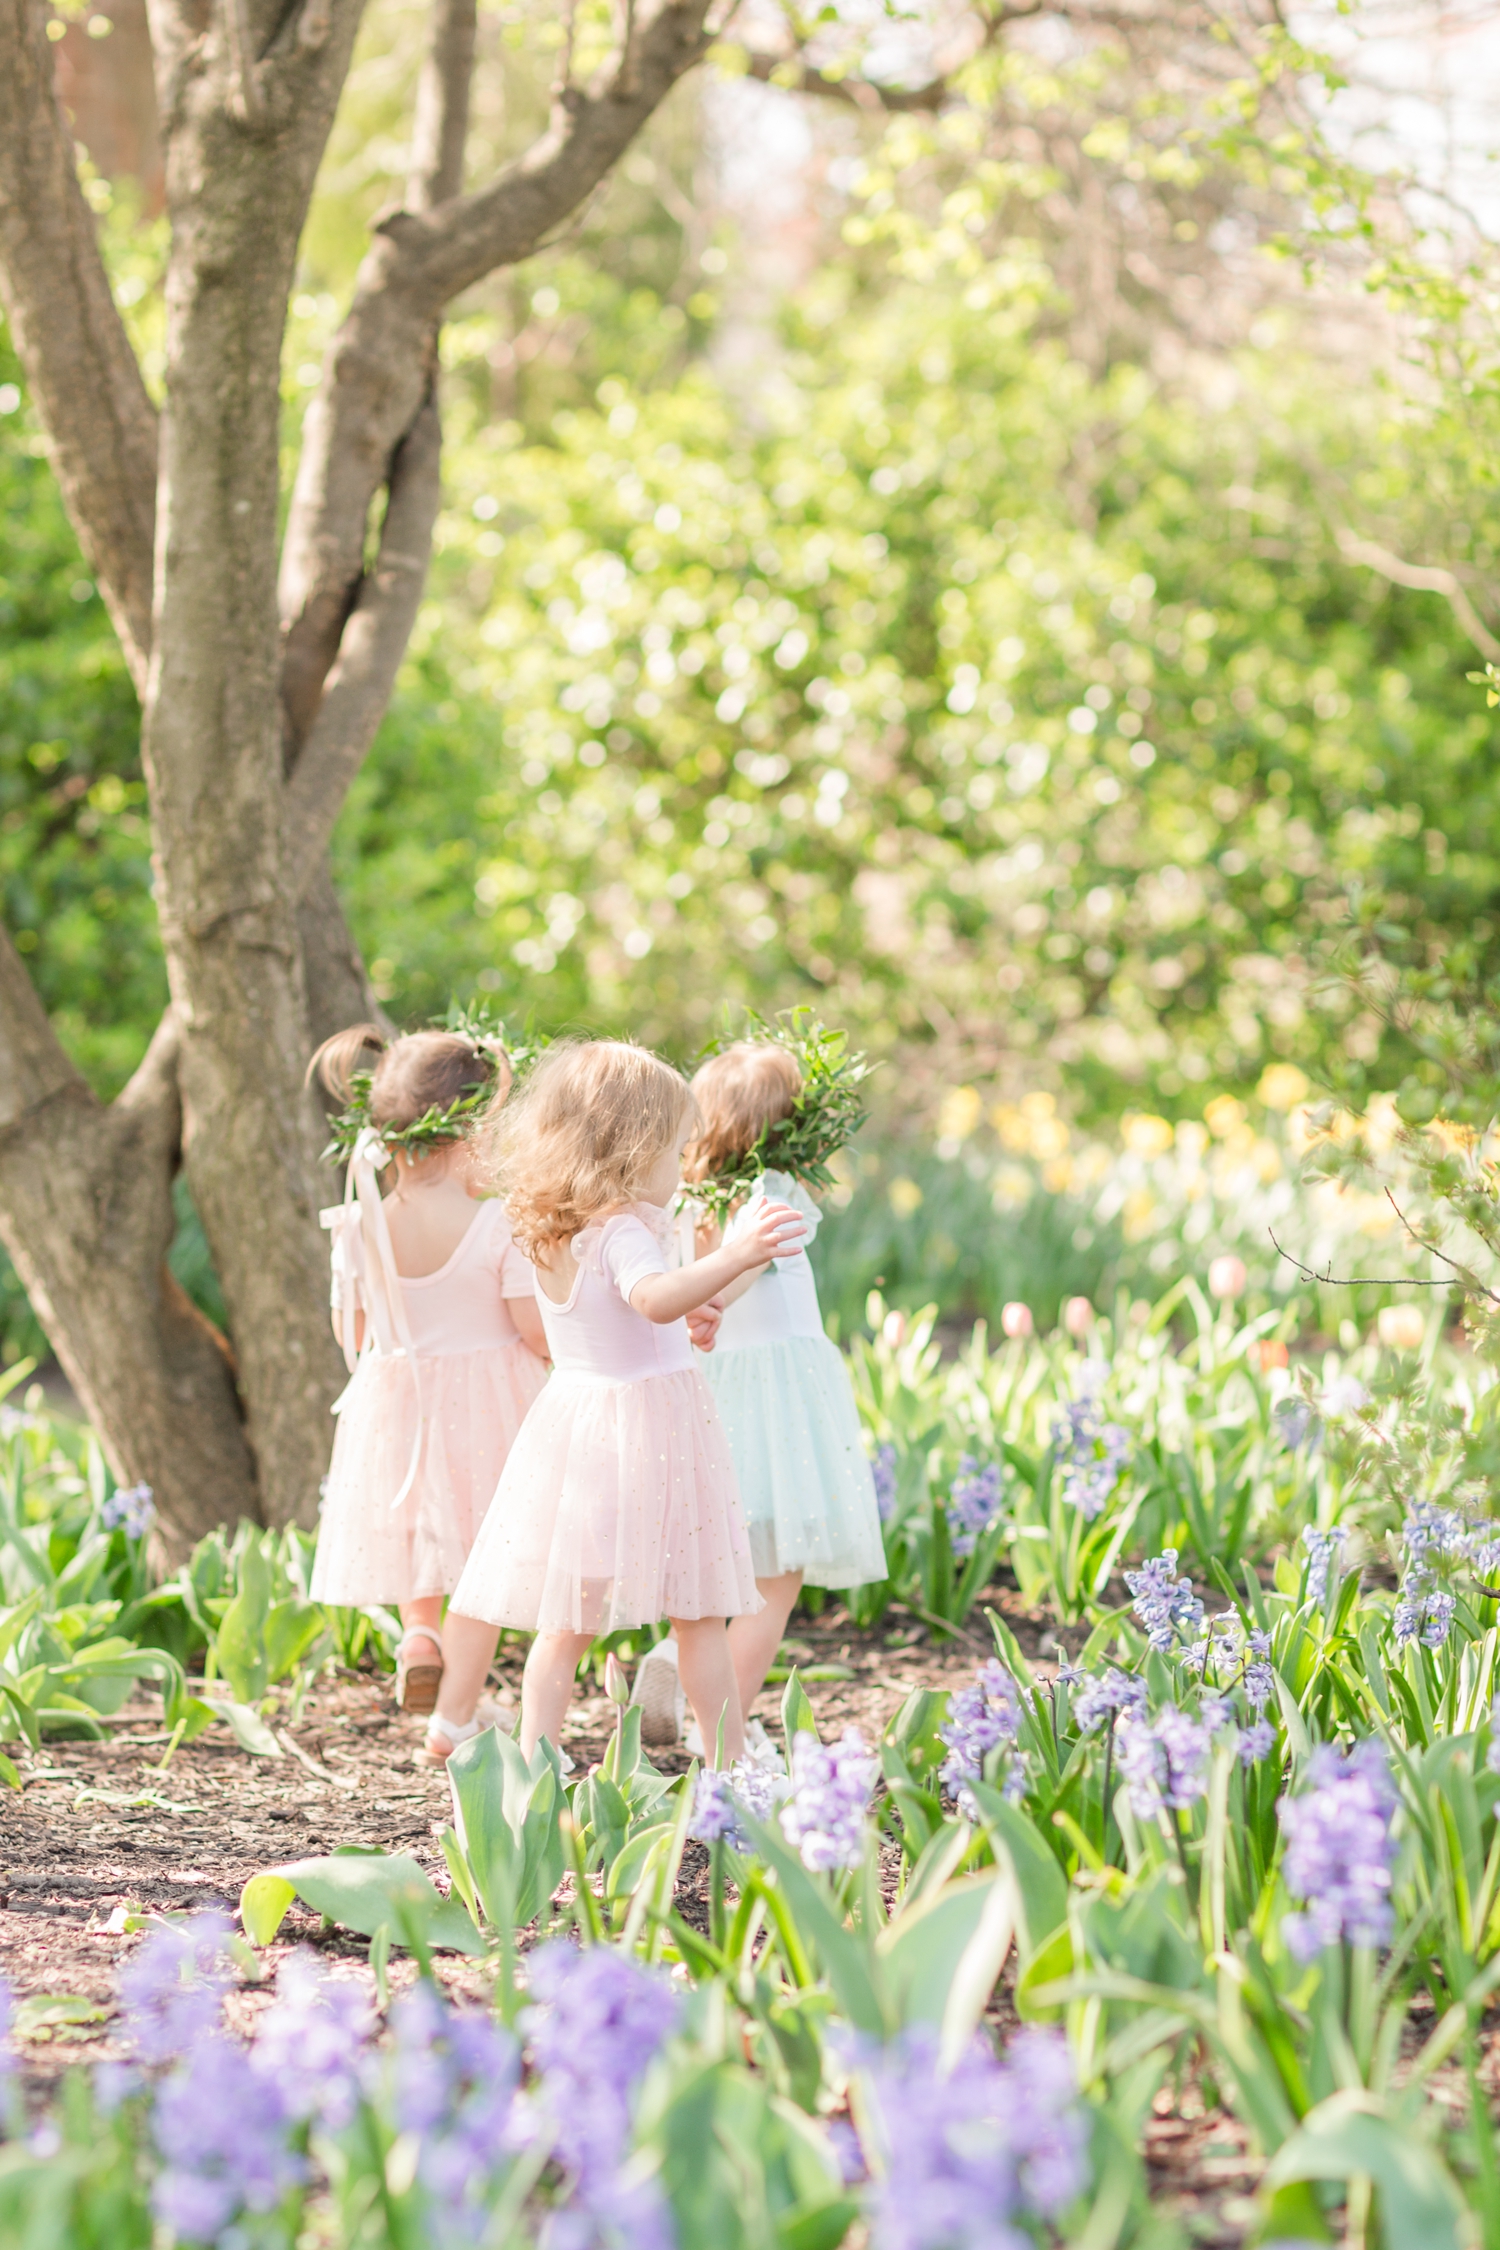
(0, 0, 158, 691)
(277, 0, 718, 754)
(283, 394, 443, 893)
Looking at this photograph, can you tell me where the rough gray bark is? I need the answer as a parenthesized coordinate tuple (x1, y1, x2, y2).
(0, 0, 721, 1550)
(0, 938, 256, 1548)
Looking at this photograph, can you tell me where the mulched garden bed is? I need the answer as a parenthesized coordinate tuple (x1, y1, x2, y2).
(1, 1589, 1271, 2242)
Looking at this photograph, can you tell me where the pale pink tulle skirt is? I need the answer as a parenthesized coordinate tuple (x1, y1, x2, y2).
(310, 1343, 549, 1607)
(450, 1367, 760, 1635)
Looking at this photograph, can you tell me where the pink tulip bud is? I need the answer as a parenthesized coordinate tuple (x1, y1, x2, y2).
(1208, 1255, 1248, 1302)
(1062, 1296, 1093, 1338)
(604, 1652, 631, 1708)
(1256, 1338, 1289, 1371)
(1001, 1301, 1034, 1339)
(882, 1309, 908, 1347)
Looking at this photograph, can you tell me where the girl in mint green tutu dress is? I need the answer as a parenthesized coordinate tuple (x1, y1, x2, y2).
(632, 1040, 882, 1752)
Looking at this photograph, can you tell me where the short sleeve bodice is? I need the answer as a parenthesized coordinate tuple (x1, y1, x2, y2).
(395, 1200, 534, 1358)
(535, 1210, 695, 1383)
(710, 1172, 827, 1353)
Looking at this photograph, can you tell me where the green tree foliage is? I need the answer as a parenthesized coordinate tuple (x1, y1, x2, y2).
(337, 276, 1495, 1118)
(0, 328, 162, 1099)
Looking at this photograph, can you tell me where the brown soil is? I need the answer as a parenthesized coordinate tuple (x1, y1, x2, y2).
(1, 1589, 1266, 2240)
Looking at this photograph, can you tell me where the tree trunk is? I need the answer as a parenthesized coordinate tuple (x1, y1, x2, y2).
(0, 942, 257, 1548)
(139, 0, 367, 1529)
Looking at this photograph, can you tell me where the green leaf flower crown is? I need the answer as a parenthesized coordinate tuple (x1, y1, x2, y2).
(320, 1002, 550, 1166)
(683, 1007, 872, 1224)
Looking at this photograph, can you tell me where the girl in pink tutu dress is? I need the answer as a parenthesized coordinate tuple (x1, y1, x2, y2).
(443, 1041, 806, 1767)
(308, 1024, 549, 1721)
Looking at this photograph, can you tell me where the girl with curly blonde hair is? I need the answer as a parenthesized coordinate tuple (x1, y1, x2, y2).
(442, 1040, 806, 1766)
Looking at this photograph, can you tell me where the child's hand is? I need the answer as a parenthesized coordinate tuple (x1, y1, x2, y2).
(737, 1199, 807, 1270)
(687, 1297, 723, 1352)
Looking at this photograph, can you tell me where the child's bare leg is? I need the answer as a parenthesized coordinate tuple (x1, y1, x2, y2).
(432, 1611, 501, 1729)
(728, 1571, 804, 1720)
(520, 1630, 593, 1761)
(672, 1616, 744, 1766)
(400, 1595, 445, 1653)
(395, 1595, 447, 1713)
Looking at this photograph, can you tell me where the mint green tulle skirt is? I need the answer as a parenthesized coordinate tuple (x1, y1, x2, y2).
(696, 1334, 886, 1589)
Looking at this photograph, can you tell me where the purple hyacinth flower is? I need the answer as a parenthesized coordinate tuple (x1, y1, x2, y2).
(1278, 1739, 1396, 1959)
(690, 1767, 742, 1846)
(852, 2024, 1087, 2249)
(871, 1444, 898, 1524)
(947, 1456, 1005, 1557)
(1124, 1549, 1204, 1653)
(1300, 1525, 1344, 1610)
(689, 1759, 788, 1849)
(375, 1983, 524, 2246)
(101, 1481, 155, 1538)
(151, 2034, 303, 2238)
(1117, 1706, 1212, 1817)
(1052, 1396, 1131, 1520)
(939, 1662, 1025, 1818)
(1071, 1667, 1147, 1734)
(780, 1728, 879, 1872)
(524, 1945, 678, 2250)
(1394, 1581, 1456, 1650)
(1239, 1719, 1276, 1766)
(120, 1910, 232, 2065)
(251, 1953, 372, 2132)
(525, 1944, 677, 2178)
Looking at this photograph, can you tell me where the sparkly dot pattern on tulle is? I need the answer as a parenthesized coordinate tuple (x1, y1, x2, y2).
(311, 1203, 547, 1608)
(452, 1214, 760, 1633)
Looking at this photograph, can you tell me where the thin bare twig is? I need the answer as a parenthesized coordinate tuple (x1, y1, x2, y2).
(1266, 1226, 1452, 1290)
(1267, 1191, 1500, 1311)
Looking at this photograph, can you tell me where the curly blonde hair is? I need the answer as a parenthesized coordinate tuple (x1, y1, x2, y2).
(484, 1040, 698, 1258)
(680, 1042, 802, 1182)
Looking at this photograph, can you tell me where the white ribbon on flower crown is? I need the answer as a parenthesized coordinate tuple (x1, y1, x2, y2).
(319, 1124, 425, 1510)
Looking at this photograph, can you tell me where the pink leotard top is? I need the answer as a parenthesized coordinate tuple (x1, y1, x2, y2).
(326, 1195, 536, 1363)
(535, 1209, 693, 1384)
(395, 1199, 536, 1358)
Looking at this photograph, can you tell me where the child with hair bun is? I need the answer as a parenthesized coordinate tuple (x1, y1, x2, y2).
(443, 1040, 806, 1767)
(632, 1036, 883, 1756)
(308, 1022, 549, 1726)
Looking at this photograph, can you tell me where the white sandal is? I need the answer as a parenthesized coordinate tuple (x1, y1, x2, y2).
(419, 1710, 481, 1765)
(395, 1627, 445, 1716)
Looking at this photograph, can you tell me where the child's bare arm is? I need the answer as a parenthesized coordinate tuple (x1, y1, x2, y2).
(691, 1212, 774, 1308)
(629, 1202, 806, 1324)
(508, 1296, 550, 1363)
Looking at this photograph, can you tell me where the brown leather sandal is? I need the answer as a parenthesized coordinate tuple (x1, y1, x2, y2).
(395, 1627, 445, 1715)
